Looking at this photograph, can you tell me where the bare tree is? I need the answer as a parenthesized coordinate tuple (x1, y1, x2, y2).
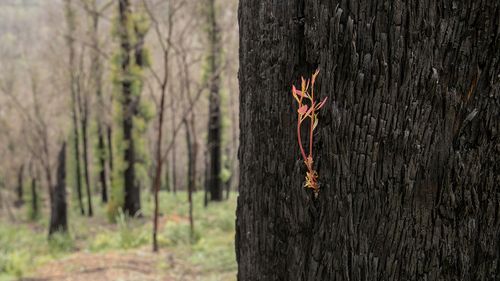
(143, 0, 176, 252)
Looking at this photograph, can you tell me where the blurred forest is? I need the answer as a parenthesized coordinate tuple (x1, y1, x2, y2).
(0, 0, 239, 280)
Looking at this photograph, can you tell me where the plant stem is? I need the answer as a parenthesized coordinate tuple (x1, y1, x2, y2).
(298, 117, 307, 162)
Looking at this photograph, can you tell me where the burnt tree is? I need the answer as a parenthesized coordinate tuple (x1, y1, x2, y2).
(49, 143, 68, 236)
(117, 0, 144, 216)
(237, 1, 500, 280)
(206, 0, 223, 201)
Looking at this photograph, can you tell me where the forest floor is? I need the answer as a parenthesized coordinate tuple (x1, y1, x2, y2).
(0, 192, 237, 281)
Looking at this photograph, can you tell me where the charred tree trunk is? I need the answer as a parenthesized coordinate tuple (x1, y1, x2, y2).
(203, 148, 209, 207)
(98, 130, 108, 203)
(206, 0, 223, 202)
(30, 175, 38, 220)
(15, 164, 24, 207)
(81, 110, 93, 216)
(107, 124, 114, 173)
(49, 143, 68, 236)
(237, 1, 500, 280)
(119, 0, 141, 216)
(65, 0, 85, 216)
(184, 118, 196, 239)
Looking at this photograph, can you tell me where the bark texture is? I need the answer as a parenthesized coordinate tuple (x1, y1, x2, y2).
(49, 143, 68, 236)
(237, 1, 500, 280)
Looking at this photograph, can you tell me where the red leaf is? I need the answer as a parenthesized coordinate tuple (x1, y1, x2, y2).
(304, 104, 314, 117)
(316, 97, 328, 110)
(298, 105, 308, 115)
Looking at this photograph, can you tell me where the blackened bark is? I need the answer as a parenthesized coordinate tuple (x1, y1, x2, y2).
(15, 164, 24, 207)
(203, 148, 209, 207)
(107, 124, 113, 172)
(49, 143, 68, 236)
(30, 176, 38, 219)
(98, 130, 108, 203)
(207, 0, 222, 201)
(119, 0, 140, 216)
(184, 118, 196, 238)
(82, 114, 93, 216)
(237, 1, 500, 280)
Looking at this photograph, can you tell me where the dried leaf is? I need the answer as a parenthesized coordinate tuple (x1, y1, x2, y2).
(311, 69, 320, 86)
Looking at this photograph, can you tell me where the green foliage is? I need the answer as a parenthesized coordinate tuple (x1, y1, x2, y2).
(0, 223, 48, 279)
(108, 2, 152, 220)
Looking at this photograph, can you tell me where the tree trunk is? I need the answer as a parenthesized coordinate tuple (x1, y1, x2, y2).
(49, 143, 68, 236)
(98, 129, 108, 203)
(65, 0, 85, 216)
(237, 1, 500, 280)
(184, 118, 196, 240)
(203, 148, 209, 207)
(89, 0, 108, 204)
(171, 90, 178, 194)
(119, 0, 141, 216)
(30, 175, 38, 220)
(107, 124, 113, 173)
(15, 164, 24, 207)
(206, 0, 223, 201)
(81, 113, 93, 216)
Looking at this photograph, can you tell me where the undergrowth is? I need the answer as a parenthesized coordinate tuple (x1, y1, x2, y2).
(0, 192, 237, 280)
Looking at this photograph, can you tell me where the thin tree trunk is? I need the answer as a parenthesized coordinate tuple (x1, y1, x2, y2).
(88, 0, 108, 204)
(152, 87, 166, 251)
(49, 143, 68, 236)
(206, 0, 222, 201)
(30, 175, 38, 220)
(203, 148, 209, 207)
(184, 118, 196, 240)
(81, 113, 93, 216)
(15, 164, 24, 207)
(237, 1, 500, 280)
(98, 129, 108, 203)
(65, 0, 85, 216)
(151, 0, 174, 251)
(170, 92, 177, 194)
(107, 124, 113, 173)
(152, 56, 169, 252)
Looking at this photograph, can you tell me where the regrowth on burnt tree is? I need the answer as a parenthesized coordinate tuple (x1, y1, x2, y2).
(291, 70, 327, 196)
